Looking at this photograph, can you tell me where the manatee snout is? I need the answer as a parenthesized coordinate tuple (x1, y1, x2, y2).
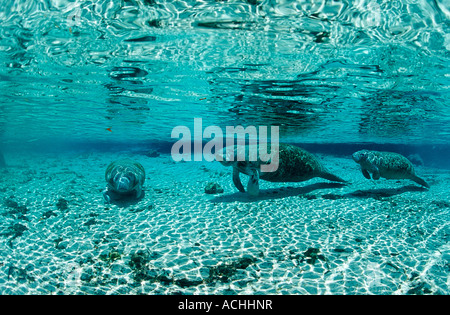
(214, 147, 235, 167)
(352, 150, 367, 163)
(113, 173, 134, 192)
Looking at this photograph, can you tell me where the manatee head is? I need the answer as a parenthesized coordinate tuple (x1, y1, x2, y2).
(215, 145, 261, 168)
(109, 168, 136, 194)
(214, 145, 245, 167)
(215, 145, 266, 178)
(214, 146, 235, 167)
(352, 150, 370, 164)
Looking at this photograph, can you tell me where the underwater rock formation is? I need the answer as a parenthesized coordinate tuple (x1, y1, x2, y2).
(407, 154, 424, 166)
(204, 182, 224, 194)
(56, 198, 69, 211)
(144, 149, 160, 158)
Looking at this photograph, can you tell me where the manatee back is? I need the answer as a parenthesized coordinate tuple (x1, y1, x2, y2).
(373, 151, 415, 179)
(260, 144, 322, 182)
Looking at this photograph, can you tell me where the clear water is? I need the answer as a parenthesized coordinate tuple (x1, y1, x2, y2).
(1, 0, 449, 147)
(0, 0, 449, 295)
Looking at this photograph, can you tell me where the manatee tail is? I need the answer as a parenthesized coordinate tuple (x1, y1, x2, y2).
(411, 175, 430, 189)
(319, 170, 348, 184)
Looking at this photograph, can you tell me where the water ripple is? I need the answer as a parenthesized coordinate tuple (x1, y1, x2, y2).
(0, 0, 449, 144)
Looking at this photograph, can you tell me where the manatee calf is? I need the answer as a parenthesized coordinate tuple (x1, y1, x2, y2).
(216, 143, 347, 196)
(103, 159, 145, 203)
(352, 150, 429, 188)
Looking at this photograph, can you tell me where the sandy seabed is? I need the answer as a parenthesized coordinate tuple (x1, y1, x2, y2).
(0, 149, 449, 295)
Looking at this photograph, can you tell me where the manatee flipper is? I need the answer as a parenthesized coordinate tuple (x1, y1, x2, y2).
(372, 166, 380, 180)
(410, 175, 430, 189)
(362, 169, 371, 179)
(319, 170, 347, 183)
(135, 189, 144, 199)
(103, 189, 111, 204)
(247, 169, 260, 197)
(232, 167, 246, 193)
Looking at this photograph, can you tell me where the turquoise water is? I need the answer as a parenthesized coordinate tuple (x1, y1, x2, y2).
(0, 0, 449, 295)
(1, 0, 449, 147)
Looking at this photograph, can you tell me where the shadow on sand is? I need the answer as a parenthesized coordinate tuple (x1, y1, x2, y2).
(209, 182, 347, 203)
(344, 185, 427, 199)
(107, 191, 146, 208)
(209, 183, 427, 203)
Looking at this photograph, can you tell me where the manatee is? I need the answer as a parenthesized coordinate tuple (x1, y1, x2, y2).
(352, 150, 429, 188)
(103, 159, 145, 203)
(216, 143, 347, 196)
